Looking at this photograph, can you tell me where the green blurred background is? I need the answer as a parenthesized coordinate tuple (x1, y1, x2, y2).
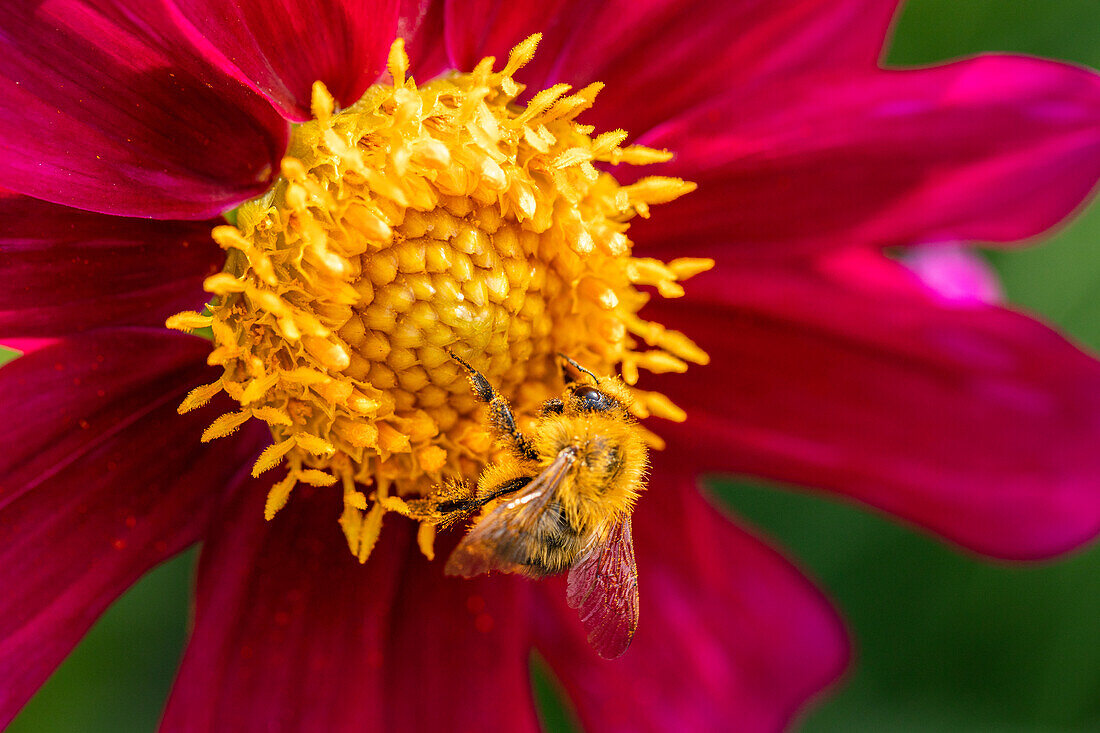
(10, 1, 1100, 730)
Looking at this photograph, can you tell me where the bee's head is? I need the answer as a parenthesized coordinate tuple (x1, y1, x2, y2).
(550, 353, 636, 418)
(563, 379, 636, 418)
(571, 384, 615, 413)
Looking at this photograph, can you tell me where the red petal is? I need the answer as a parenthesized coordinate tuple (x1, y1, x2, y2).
(0, 330, 261, 726)
(163, 487, 540, 732)
(0, 193, 219, 339)
(534, 461, 848, 732)
(443, 0, 900, 134)
(637, 57, 1100, 257)
(402, 0, 451, 83)
(648, 253, 1100, 559)
(443, 0, 569, 73)
(382, 532, 541, 732)
(165, 0, 400, 121)
(0, 2, 287, 219)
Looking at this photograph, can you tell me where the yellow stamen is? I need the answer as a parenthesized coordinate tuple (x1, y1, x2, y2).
(168, 36, 711, 560)
(178, 380, 224, 414)
(165, 311, 212, 332)
(264, 474, 297, 521)
(418, 522, 437, 561)
(252, 437, 296, 477)
(200, 410, 251, 441)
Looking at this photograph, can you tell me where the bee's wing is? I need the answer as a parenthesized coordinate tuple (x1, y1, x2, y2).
(444, 448, 577, 579)
(566, 516, 639, 659)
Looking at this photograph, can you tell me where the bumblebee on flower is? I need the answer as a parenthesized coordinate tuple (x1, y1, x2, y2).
(2, 1, 1100, 731)
(166, 36, 707, 570)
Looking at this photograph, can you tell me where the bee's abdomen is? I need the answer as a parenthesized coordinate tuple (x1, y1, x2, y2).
(522, 501, 588, 575)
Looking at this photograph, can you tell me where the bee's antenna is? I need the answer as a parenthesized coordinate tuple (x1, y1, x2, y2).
(557, 352, 600, 384)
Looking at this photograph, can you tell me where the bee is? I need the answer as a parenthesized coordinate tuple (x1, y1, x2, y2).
(421, 349, 649, 659)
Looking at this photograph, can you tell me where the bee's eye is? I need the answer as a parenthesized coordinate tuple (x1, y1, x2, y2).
(573, 385, 613, 412)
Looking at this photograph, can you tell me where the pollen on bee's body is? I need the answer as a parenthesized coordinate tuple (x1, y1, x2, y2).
(167, 35, 711, 562)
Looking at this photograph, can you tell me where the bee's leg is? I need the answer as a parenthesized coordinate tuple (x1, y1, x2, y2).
(539, 398, 564, 415)
(406, 478, 474, 526)
(447, 349, 539, 462)
(438, 475, 533, 515)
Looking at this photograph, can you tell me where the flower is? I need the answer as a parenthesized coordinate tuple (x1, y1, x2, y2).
(2, 2, 1100, 732)
(163, 40, 708, 561)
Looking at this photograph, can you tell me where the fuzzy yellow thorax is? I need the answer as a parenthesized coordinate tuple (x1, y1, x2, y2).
(167, 36, 711, 561)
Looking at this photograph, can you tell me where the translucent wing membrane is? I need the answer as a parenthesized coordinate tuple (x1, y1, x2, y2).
(445, 448, 577, 578)
(567, 517, 639, 659)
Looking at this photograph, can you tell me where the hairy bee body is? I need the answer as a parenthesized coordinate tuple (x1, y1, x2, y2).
(418, 351, 648, 658)
(520, 409, 647, 570)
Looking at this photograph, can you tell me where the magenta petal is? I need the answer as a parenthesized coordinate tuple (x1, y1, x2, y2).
(442, 0, 900, 134)
(638, 56, 1100, 257)
(1, 330, 215, 507)
(0, 193, 219, 338)
(382, 536, 540, 731)
(402, 0, 451, 83)
(534, 461, 847, 732)
(162, 482, 406, 732)
(0, 330, 261, 726)
(0, 2, 287, 219)
(647, 253, 1100, 559)
(165, 0, 400, 121)
(902, 244, 1005, 305)
(443, 0, 570, 73)
(163, 486, 540, 732)
(0, 339, 55, 356)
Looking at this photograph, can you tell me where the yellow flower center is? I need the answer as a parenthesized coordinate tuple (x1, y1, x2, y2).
(167, 36, 710, 561)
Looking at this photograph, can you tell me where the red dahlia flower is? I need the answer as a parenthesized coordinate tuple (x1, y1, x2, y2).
(3, 1, 1100, 730)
